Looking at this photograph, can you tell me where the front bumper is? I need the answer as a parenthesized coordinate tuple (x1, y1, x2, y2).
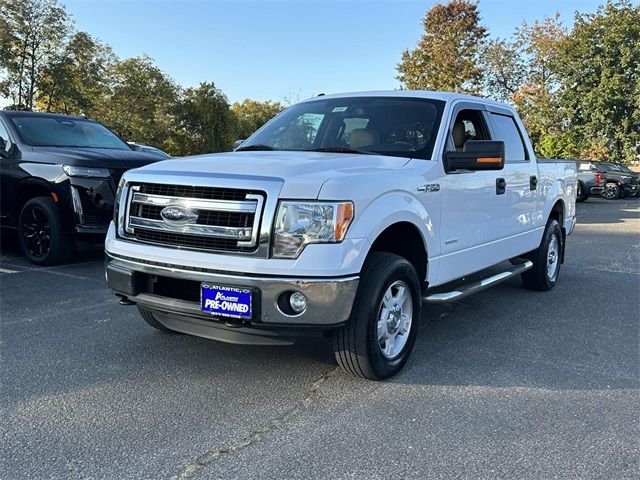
(106, 253, 359, 330)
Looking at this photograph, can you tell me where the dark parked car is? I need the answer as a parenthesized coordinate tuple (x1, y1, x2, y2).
(590, 162, 639, 199)
(128, 142, 171, 159)
(0, 111, 162, 265)
(575, 159, 600, 202)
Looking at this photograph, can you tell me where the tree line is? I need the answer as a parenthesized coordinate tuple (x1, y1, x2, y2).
(398, 0, 639, 163)
(1, 0, 638, 162)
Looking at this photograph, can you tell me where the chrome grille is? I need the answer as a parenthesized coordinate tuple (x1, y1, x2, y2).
(124, 183, 265, 253)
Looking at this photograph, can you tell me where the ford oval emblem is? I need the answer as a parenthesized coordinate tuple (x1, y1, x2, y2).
(160, 205, 198, 225)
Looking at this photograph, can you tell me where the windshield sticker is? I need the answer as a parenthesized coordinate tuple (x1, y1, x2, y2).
(332, 106, 348, 112)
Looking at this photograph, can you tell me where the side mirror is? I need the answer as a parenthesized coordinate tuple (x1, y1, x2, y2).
(233, 139, 246, 150)
(444, 140, 505, 172)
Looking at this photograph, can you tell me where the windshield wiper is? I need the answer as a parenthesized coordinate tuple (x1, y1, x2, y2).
(311, 147, 374, 155)
(235, 144, 275, 152)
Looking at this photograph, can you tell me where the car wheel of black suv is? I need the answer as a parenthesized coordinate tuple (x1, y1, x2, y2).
(522, 219, 563, 292)
(601, 182, 621, 200)
(18, 197, 73, 266)
(333, 252, 421, 380)
(576, 181, 588, 202)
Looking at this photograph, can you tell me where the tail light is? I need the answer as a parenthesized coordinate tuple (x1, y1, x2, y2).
(594, 171, 602, 186)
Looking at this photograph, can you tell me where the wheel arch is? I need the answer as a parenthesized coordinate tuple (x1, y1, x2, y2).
(366, 222, 429, 287)
(17, 177, 58, 210)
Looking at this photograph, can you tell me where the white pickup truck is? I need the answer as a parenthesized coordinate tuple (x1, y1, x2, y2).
(105, 91, 577, 380)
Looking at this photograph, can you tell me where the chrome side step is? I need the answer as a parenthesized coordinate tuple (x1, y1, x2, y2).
(422, 260, 533, 304)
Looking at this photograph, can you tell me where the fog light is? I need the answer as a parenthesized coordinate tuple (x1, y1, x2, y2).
(289, 292, 307, 314)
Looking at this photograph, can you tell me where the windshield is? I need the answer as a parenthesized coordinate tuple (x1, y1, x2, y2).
(240, 96, 445, 160)
(614, 164, 634, 174)
(9, 116, 131, 150)
(595, 163, 613, 172)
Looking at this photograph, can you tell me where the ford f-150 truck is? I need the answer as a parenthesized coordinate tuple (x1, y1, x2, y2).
(105, 91, 577, 380)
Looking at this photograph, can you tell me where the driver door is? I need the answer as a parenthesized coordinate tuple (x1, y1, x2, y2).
(436, 103, 506, 285)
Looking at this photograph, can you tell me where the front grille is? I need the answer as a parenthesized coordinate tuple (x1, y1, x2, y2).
(134, 229, 255, 252)
(125, 182, 265, 253)
(138, 183, 261, 201)
(132, 203, 254, 228)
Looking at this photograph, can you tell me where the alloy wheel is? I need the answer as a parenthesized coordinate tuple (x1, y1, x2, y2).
(377, 280, 413, 359)
(21, 206, 52, 258)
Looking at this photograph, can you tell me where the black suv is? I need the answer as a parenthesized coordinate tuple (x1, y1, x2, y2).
(590, 162, 639, 199)
(0, 111, 163, 265)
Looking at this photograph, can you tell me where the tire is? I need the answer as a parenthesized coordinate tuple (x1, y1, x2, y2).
(601, 182, 621, 200)
(333, 252, 421, 380)
(522, 219, 563, 292)
(18, 197, 73, 266)
(576, 181, 588, 202)
(138, 306, 178, 333)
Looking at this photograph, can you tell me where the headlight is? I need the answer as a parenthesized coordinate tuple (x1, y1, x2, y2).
(272, 201, 354, 258)
(62, 165, 111, 178)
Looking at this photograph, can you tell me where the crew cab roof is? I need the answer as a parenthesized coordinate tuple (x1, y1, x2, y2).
(301, 90, 513, 110)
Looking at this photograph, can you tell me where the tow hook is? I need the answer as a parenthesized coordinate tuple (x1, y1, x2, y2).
(115, 294, 135, 306)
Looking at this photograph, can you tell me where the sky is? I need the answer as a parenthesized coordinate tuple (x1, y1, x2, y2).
(10, 0, 611, 105)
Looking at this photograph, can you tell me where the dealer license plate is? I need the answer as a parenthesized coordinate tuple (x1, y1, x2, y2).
(201, 284, 252, 319)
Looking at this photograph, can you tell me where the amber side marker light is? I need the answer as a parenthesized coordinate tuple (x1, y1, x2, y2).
(50, 192, 59, 202)
(476, 157, 502, 164)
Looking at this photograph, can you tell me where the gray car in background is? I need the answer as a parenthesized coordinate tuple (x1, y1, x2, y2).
(576, 160, 602, 202)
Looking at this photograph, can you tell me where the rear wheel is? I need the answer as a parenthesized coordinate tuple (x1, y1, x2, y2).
(138, 306, 179, 333)
(18, 197, 73, 265)
(333, 252, 421, 380)
(601, 182, 620, 200)
(522, 219, 563, 292)
(576, 181, 588, 202)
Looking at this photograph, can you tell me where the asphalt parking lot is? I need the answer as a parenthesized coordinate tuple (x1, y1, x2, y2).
(1, 197, 638, 480)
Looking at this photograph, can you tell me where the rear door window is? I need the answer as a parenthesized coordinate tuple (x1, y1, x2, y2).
(490, 113, 527, 162)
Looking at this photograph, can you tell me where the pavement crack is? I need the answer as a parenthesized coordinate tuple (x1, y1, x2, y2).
(170, 366, 339, 480)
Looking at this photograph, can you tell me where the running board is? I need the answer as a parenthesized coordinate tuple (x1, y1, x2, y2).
(422, 260, 533, 304)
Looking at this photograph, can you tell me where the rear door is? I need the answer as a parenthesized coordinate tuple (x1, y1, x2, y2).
(486, 108, 543, 251)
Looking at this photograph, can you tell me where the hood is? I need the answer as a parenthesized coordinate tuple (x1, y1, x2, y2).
(131, 151, 411, 198)
(30, 146, 162, 170)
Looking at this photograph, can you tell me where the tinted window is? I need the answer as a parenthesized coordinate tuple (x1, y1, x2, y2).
(9, 116, 130, 150)
(243, 97, 445, 160)
(490, 113, 527, 162)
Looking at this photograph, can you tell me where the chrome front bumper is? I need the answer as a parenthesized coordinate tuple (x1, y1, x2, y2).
(105, 253, 359, 327)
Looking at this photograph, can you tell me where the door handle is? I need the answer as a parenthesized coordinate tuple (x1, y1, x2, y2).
(530, 175, 538, 190)
(496, 177, 506, 195)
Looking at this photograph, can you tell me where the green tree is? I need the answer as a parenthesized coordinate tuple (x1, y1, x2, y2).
(0, 0, 70, 110)
(397, 0, 487, 94)
(231, 99, 284, 141)
(482, 38, 526, 102)
(37, 31, 116, 114)
(97, 55, 179, 149)
(170, 82, 235, 155)
(556, 0, 640, 163)
(511, 14, 567, 153)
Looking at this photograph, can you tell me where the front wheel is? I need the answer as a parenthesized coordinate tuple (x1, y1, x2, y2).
(522, 219, 563, 291)
(601, 182, 620, 200)
(333, 252, 421, 380)
(138, 306, 179, 333)
(18, 197, 73, 265)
